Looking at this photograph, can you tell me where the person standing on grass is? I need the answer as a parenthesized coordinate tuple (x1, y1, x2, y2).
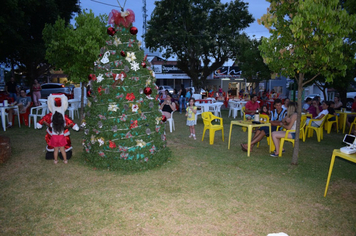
(179, 84, 186, 113)
(49, 111, 68, 164)
(186, 98, 197, 140)
(32, 79, 42, 106)
(270, 102, 298, 157)
(5, 77, 19, 102)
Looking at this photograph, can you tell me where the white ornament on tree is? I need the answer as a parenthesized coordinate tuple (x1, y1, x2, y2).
(100, 51, 110, 64)
(130, 61, 140, 71)
(113, 35, 122, 46)
(97, 74, 105, 83)
(125, 52, 136, 62)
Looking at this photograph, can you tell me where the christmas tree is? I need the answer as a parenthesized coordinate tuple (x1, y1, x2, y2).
(82, 8, 170, 171)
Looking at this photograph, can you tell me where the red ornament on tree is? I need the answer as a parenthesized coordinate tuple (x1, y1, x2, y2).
(144, 87, 152, 95)
(162, 115, 167, 122)
(107, 27, 116, 36)
(120, 50, 126, 57)
(141, 62, 147, 68)
(130, 26, 138, 35)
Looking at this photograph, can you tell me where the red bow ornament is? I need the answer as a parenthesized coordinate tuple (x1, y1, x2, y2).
(108, 9, 135, 28)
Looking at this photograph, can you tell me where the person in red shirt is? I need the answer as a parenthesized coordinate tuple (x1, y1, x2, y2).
(244, 94, 260, 120)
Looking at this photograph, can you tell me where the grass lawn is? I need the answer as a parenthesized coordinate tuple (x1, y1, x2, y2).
(0, 109, 355, 235)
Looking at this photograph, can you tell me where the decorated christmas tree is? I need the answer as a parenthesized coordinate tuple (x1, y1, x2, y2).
(82, 8, 170, 171)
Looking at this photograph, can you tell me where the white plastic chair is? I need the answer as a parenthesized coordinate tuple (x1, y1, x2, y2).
(192, 94, 202, 100)
(29, 105, 48, 129)
(167, 111, 175, 132)
(67, 100, 80, 119)
(228, 101, 241, 118)
(214, 103, 223, 117)
(73, 87, 87, 108)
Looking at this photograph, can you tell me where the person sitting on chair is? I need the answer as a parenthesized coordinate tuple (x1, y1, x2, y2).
(160, 93, 176, 119)
(306, 101, 329, 127)
(244, 94, 260, 120)
(6, 89, 32, 128)
(270, 102, 298, 157)
(240, 99, 287, 152)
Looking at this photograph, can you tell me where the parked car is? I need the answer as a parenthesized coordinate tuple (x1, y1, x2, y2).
(158, 85, 174, 95)
(26, 83, 74, 99)
(306, 93, 324, 102)
(186, 87, 206, 95)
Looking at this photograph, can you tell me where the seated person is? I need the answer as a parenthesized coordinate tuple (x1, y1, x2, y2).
(282, 98, 290, 110)
(244, 94, 260, 120)
(260, 104, 270, 116)
(307, 98, 322, 118)
(160, 90, 169, 104)
(334, 96, 343, 110)
(302, 97, 312, 112)
(6, 89, 32, 128)
(160, 93, 176, 119)
(327, 101, 337, 121)
(306, 101, 329, 127)
(270, 102, 298, 157)
(241, 99, 287, 152)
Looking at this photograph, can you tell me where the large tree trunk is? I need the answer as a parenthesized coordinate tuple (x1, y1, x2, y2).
(291, 73, 304, 165)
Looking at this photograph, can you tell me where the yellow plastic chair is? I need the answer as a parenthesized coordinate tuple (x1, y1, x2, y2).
(305, 117, 326, 142)
(201, 112, 224, 145)
(349, 117, 356, 134)
(241, 107, 247, 132)
(324, 114, 338, 134)
(278, 121, 306, 157)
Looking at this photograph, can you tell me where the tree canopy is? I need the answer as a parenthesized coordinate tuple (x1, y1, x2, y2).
(0, 0, 80, 82)
(43, 10, 108, 119)
(259, 0, 356, 164)
(237, 36, 272, 91)
(145, 0, 254, 87)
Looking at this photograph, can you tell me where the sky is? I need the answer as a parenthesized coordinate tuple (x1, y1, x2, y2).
(76, 0, 271, 42)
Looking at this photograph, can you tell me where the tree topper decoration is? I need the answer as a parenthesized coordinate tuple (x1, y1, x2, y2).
(108, 9, 135, 28)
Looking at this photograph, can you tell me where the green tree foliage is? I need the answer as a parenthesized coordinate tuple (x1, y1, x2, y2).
(81, 9, 170, 171)
(237, 35, 272, 92)
(145, 0, 253, 87)
(259, 0, 356, 164)
(0, 0, 80, 82)
(43, 10, 108, 117)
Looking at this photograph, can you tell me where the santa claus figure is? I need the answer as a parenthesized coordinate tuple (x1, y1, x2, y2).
(37, 94, 79, 159)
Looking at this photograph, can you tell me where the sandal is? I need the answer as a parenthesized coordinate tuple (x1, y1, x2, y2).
(54, 160, 58, 164)
(270, 152, 279, 157)
(63, 160, 68, 164)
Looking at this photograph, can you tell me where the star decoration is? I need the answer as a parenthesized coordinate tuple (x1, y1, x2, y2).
(125, 52, 136, 62)
(98, 137, 105, 146)
(97, 74, 104, 82)
(136, 139, 147, 148)
(130, 61, 140, 71)
(113, 35, 122, 46)
(145, 79, 151, 86)
(108, 103, 119, 112)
